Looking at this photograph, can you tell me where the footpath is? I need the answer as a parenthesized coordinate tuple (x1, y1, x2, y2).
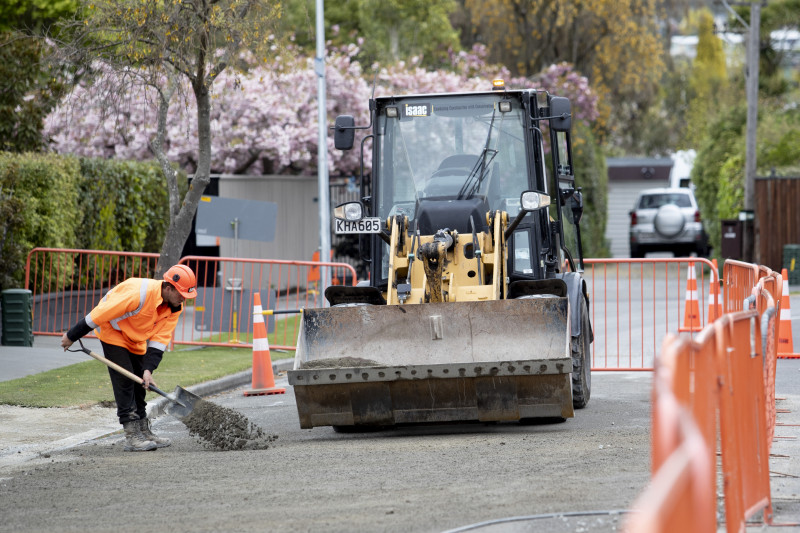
(763, 358, 800, 529)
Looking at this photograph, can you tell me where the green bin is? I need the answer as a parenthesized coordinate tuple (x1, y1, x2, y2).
(1, 289, 33, 346)
(785, 245, 800, 288)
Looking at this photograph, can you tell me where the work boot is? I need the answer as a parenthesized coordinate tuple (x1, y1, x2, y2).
(122, 420, 157, 452)
(138, 417, 172, 448)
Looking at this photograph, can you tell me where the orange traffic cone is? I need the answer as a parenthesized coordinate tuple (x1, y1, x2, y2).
(679, 261, 703, 332)
(707, 259, 723, 322)
(243, 292, 286, 396)
(778, 269, 799, 359)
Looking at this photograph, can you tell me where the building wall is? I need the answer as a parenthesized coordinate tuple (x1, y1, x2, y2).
(217, 174, 320, 262)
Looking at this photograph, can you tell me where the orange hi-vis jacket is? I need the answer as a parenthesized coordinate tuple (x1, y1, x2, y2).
(85, 278, 182, 355)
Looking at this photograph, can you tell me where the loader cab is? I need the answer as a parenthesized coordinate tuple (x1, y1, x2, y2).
(374, 95, 530, 219)
(334, 87, 584, 293)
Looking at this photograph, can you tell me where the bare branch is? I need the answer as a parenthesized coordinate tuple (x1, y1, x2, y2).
(233, 149, 263, 175)
(47, 0, 284, 269)
(149, 70, 180, 219)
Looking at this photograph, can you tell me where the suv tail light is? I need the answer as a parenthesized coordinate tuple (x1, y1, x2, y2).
(630, 211, 637, 225)
(694, 210, 701, 223)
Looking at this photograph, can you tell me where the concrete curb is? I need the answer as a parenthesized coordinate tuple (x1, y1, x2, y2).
(147, 357, 294, 418)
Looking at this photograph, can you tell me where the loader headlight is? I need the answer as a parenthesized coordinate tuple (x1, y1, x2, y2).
(334, 201, 364, 221)
(520, 191, 551, 211)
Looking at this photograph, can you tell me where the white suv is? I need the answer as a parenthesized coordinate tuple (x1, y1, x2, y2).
(629, 188, 710, 258)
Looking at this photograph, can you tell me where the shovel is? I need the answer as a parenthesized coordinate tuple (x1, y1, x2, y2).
(74, 341, 200, 419)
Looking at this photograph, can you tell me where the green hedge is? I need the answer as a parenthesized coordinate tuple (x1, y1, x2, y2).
(573, 121, 610, 258)
(0, 153, 170, 291)
(77, 158, 169, 252)
(692, 101, 800, 256)
(0, 153, 81, 290)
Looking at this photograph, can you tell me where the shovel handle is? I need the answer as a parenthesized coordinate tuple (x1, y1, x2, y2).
(81, 347, 171, 400)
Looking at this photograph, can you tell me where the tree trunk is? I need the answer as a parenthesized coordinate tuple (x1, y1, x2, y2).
(389, 27, 399, 61)
(155, 81, 212, 276)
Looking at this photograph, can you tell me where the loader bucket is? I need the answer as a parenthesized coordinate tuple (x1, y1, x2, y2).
(287, 297, 574, 429)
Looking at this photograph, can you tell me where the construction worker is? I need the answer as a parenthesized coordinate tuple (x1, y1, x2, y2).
(60, 264, 197, 452)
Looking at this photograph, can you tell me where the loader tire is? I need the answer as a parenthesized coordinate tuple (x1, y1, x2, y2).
(571, 298, 592, 409)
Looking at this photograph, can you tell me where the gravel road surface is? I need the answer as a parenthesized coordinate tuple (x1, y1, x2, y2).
(3, 361, 799, 533)
(0, 372, 652, 533)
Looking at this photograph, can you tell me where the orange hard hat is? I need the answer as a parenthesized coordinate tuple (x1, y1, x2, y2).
(163, 264, 197, 299)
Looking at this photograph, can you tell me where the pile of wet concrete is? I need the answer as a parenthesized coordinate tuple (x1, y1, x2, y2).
(180, 357, 379, 450)
(182, 400, 277, 451)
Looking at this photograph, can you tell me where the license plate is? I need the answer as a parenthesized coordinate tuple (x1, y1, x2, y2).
(335, 218, 382, 234)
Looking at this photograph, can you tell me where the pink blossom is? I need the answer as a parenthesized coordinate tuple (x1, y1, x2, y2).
(44, 44, 598, 176)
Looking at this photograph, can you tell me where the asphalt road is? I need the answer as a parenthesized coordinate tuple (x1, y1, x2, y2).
(2, 359, 798, 533)
(0, 371, 655, 533)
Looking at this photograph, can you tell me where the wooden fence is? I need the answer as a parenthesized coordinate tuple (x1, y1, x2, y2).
(756, 176, 800, 271)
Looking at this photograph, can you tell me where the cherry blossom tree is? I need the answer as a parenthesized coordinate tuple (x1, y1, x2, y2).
(49, 0, 282, 274)
(46, 42, 598, 179)
(45, 43, 372, 176)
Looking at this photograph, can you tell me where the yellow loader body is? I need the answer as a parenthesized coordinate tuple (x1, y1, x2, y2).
(288, 215, 574, 429)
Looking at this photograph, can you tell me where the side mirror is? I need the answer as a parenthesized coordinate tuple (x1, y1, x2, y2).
(333, 115, 356, 150)
(549, 97, 572, 132)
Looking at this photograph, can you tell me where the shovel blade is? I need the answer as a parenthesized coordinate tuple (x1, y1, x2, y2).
(164, 386, 202, 419)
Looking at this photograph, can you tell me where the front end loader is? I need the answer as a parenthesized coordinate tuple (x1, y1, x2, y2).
(288, 81, 592, 429)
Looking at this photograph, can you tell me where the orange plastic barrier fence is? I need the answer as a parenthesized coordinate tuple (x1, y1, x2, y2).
(584, 258, 718, 370)
(23, 248, 357, 351)
(715, 311, 774, 530)
(729, 265, 780, 448)
(174, 256, 356, 350)
(748, 274, 780, 450)
(24, 251, 724, 369)
(625, 350, 715, 533)
(627, 302, 776, 533)
(24, 248, 160, 336)
(24, 250, 786, 380)
(653, 332, 718, 480)
(723, 259, 763, 313)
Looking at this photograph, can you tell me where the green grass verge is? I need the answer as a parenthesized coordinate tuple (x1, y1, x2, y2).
(0, 345, 294, 409)
(188, 315, 301, 346)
